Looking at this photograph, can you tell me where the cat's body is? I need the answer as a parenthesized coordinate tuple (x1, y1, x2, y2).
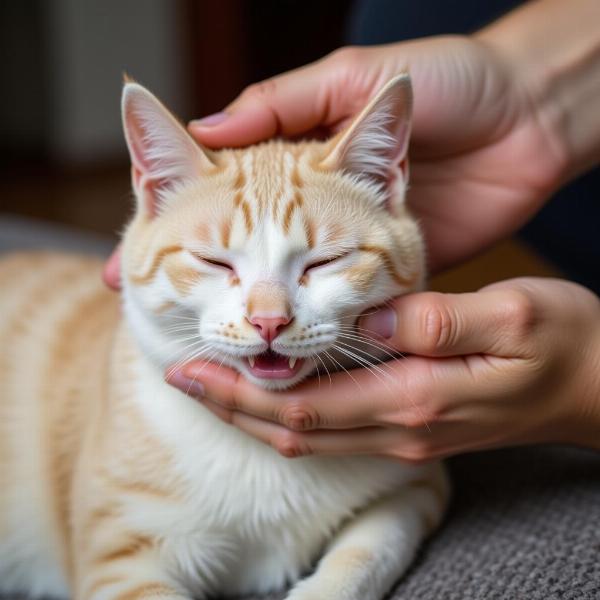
(0, 77, 449, 600)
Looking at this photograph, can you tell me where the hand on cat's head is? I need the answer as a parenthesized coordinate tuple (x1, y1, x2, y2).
(105, 35, 564, 292)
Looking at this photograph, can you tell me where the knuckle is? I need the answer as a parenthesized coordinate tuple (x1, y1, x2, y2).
(225, 372, 245, 411)
(223, 394, 239, 411)
(241, 78, 278, 103)
(272, 431, 312, 459)
(502, 289, 538, 337)
(328, 45, 364, 69)
(401, 398, 442, 430)
(279, 402, 320, 431)
(402, 405, 433, 429)
(420, 294, 455, 354)
(391, 441, 434, 465)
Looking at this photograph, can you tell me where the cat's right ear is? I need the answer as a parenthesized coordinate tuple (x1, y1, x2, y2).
(318, 74, 412, 211)
(121, 82, 216, 217)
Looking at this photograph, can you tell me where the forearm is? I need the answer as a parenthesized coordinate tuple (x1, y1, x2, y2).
(477, 0, 600, 183)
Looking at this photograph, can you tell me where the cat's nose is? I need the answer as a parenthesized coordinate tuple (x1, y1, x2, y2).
(247, 315, 291, 343)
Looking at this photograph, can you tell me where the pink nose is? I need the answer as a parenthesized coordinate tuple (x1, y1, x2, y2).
(248, 316, 291, 343)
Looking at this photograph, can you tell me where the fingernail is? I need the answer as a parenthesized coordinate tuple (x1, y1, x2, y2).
(189, 112, 229, 128)
(166, 369, 205, 398)
(360, 307, 397, 339)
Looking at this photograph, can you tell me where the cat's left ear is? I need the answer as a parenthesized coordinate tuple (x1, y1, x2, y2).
(122, 81, 216, 217)
(319, 74, 412, 210)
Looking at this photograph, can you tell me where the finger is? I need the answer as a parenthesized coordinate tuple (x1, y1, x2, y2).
(178, 360, 401, 431)
(102, 246, 121, 291)
(188, 64, 330, 147)
(358, 288, 536, 358)
(187, 53, 363, 148)
(201, 401, 403, 458)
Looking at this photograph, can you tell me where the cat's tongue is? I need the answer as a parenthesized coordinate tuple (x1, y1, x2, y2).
(247, 350, 304, 379)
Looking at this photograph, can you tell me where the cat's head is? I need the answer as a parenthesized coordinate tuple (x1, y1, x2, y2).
(120, 76, 424, 390)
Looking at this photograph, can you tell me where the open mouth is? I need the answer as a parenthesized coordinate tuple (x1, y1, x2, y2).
(245, 350, 305, 379)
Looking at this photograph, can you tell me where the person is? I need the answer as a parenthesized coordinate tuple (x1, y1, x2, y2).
(104, 0, 600, 462)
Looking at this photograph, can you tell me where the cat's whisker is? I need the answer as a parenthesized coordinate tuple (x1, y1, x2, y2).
(332, 336, 430, 430)
(179, 348, 221, 397)
(330, 344, 394, 394)
(172, 349, 221, 385)
(313, 353, 332, 387)
(159, 314, 200, 323)
(337, 325, 408, 359)
(161, 324, 198, 334)
(312, 359, 322, 389)
(164, 342, 213, 380)
(332, 340, 395, 381)
(322, 350, 364, 393)
(335, 330, 400, 363)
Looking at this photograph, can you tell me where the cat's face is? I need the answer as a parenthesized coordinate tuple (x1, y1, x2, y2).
(120, 78, 424, 390)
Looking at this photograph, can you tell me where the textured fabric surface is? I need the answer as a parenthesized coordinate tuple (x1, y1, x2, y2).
(242, 446, 600, 600)
(2, 447, 598, 599)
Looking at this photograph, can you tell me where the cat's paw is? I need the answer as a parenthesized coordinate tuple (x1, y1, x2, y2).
(284, 580, 360, 600)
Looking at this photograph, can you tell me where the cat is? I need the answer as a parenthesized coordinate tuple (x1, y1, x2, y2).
(0, 75, 449, 600)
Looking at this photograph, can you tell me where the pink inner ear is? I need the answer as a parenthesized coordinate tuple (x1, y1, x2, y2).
(131, 165, 161, 217)
(399, 157, 409, 181)
(124, 100, 172, 217)
(125, 105, 153, 176)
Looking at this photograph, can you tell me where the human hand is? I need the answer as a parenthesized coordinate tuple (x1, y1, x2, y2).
(187, 36, 566, 273)
(167, 278, 600, 461)
(102, 33, 566, 290)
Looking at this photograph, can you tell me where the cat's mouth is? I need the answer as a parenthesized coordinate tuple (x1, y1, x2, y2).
(245, 350, 305, 379)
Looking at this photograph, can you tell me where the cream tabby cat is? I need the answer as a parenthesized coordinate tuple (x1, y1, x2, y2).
(0, 76, 448, 600)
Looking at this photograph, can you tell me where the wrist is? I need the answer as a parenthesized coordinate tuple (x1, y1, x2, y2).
(476, 0, 600, 186)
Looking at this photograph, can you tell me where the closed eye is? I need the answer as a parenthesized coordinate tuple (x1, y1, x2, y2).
(304, 252, 350, 274)
(191, 253, 234, 272)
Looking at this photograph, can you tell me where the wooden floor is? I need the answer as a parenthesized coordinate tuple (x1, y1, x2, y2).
(0, 164, 560, 290)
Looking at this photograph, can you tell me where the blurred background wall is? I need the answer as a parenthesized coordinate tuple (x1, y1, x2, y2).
(0, 0, 559, 290)
(0, 0, 353, 237)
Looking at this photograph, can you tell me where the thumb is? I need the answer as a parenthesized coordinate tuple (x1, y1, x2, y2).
(187, 51, 359, 148)
(358, 289, 531, 357)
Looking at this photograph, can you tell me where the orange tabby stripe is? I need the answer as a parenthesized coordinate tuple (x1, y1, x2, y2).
(241, 199, 253, 235)
(95, 534, 153, 564)
(85, 575, 125, 599)
(164, 260, 201, 296)
(153, 301, 176, 315)
(46, 286, 117, 569)
(233, 161, 245, 189)
(345, 260, 377, 293)
(358, 244, 416, 286)
(81, 505, 120, 541)
(114, 583, 175, 600)
(221, 219, 231, 248)
(282, 191, 304, 233)
(129, 245, 183, 285)
(291, 163, 303, 188)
